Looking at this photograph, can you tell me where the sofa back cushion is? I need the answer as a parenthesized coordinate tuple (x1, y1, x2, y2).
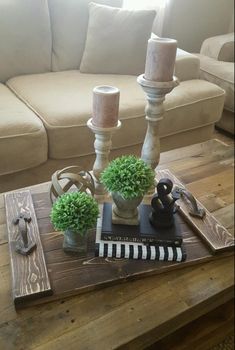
(0, 0, 52, 83)
(48, 0, 123, 71)
(80, 3, 156, 75)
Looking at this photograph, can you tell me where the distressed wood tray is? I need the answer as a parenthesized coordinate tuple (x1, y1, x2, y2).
(5, 170, 234, 308)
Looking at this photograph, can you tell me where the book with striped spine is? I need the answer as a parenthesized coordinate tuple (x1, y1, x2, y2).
(96, 204, 186, 262)
(95, 242, 186, 261)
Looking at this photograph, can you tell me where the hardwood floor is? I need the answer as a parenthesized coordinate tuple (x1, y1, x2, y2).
(213, 128, 234, 145)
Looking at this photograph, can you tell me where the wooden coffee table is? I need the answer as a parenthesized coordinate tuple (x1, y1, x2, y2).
(0, 139, 234, 350)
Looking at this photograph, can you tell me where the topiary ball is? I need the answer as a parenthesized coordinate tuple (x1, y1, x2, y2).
(50, 192, 99, 234)
(101, 155, 155, 199)
(50, 166, 95, 202)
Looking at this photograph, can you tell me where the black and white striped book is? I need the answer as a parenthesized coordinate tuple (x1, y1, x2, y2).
(95, 242, 186, 262)
(95, 204, 186, 262)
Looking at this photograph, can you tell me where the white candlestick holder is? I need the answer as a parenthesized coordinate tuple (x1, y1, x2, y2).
(87, 118, 122, 196)
(137, 74, 179, 172)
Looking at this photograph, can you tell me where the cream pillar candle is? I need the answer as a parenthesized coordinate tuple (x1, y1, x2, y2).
(92, 85, 120, 128)
(144, 37, 177, 82)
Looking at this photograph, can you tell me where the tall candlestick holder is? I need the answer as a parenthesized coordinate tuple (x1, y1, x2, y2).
(137, 74, 179, 173)
(87, 118, 122, 196)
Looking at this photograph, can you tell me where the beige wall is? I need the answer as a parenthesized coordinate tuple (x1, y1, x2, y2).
(228, 11, 234, 33)
(157, 0, 234, 53)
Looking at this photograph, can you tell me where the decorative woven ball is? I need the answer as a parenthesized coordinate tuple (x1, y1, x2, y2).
(50, 166, 95, 202)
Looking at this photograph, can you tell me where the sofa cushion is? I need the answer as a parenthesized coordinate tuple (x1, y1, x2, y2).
(0, 0, 52, 83)
(48, 0, 123, 72)
(196, 54, 234, 112)
(0, 84, 48, 177)
(80, 3, 156, 75)
(7, 71, 225, 160)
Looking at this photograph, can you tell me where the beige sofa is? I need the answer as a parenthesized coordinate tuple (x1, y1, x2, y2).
(0, 0, 225, 192)
(196, 33, 234, 134)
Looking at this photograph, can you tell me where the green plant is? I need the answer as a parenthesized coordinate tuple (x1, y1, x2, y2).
(50, 192, 99, 235)
(101, 155, 155, 199)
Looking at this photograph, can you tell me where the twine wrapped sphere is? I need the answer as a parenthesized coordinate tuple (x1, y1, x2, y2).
(50, 166, 95, 202)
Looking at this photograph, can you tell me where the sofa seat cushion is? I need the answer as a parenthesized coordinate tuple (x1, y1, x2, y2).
(7, 71, 225, 160)
(196, 53, 234, 112)
(0, 84, 48, 176)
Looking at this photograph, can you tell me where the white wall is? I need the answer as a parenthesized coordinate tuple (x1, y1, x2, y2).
(156, 0, 234, 53)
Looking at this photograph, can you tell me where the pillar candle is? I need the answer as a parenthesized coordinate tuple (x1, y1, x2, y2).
(144, 37, 177, 82)
(92, 85, 120, 128)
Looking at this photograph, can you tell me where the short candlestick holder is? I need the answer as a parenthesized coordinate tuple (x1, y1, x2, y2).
(87, 118, 122, 196)
(137, 74, 179, 174)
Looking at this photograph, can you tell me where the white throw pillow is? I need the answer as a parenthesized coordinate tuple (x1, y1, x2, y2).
(80, 2, 156, 75)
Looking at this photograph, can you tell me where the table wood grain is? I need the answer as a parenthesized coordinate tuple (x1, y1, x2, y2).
(0, 139, 234, 350)
(4, 190, 52, 305)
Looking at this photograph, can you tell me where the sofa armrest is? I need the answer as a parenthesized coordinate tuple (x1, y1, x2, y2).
(175, 48, 200, 81)
(200, 33, 234, 62)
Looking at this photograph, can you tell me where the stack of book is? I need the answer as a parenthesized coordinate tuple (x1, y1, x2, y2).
(95, 203, 186, 262)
